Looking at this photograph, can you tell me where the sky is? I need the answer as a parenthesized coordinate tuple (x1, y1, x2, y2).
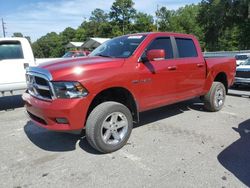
(0, 0, 201, 42)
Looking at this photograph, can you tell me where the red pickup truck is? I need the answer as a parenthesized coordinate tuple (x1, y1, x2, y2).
(23, 32, 236, 153)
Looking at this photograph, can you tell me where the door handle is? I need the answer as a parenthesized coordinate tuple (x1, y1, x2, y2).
(197, 63, 204, 68)
(23, 63, 29, 69)
(168, 66, 177, 71)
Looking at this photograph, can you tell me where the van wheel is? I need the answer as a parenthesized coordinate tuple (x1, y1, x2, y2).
(85, 102, 133, 153)
(203, 82, 226, 112)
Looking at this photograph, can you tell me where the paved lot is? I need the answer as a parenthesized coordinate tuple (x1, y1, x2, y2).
(0, 88, 250, 188)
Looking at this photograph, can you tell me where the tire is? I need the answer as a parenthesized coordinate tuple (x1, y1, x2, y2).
(203, 81, 226, 112)
(85, 102, 133, 153)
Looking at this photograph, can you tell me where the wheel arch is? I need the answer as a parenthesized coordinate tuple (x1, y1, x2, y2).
(86, 87, 139, 124)
(214, 72, 228, 93)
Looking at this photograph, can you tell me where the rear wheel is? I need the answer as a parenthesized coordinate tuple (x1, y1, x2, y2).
(85, 102, 133, 153)
(203, 82, 226, 112)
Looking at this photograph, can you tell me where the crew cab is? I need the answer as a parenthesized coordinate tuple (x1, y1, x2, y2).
(22, 32, 236, 153)
(0, 37, 60, 96)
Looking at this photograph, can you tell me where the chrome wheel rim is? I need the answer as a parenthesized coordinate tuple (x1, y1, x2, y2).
(101, 112, 128, 145)
(214, 87, 225, 108)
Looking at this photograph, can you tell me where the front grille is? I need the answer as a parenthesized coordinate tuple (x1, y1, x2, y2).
(35, 76, 48, 85)
(26, 73, 53, 101)
(236, 71, 250, 78)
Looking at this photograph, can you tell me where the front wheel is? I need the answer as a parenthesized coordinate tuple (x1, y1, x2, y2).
(203, 82, 226, 112)
(85, 102, 133, 153)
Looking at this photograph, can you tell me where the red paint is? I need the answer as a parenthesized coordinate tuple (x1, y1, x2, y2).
(146, 49, 165, 61)
(23, 32, 236, 131)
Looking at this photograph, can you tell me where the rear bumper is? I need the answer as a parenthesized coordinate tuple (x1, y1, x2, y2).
(22, 92, 89, 132)
(234, 77, 250, 85)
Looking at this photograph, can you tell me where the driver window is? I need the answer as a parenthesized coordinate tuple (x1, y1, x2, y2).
(147, 38, 174, 59)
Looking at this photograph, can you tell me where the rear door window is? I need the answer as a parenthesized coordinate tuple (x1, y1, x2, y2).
(0, 41, 24, 60)
(147, 37, 174, 59)
(175, 38, 197, 58)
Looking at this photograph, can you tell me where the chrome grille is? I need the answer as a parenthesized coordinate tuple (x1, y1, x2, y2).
(236, 70, 250, 78)
(26, 73, 53, 101)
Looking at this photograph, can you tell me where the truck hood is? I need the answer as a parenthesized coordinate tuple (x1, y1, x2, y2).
(38, 56, 125, 81)
(237, 65, 250, 71)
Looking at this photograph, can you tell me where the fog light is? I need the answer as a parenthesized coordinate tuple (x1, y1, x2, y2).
(56, 118, 68, 124)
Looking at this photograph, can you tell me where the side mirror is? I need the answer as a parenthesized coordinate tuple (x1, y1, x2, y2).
(146, 49, 165, 61)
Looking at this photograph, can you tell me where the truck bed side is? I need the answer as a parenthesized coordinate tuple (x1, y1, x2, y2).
(203, 57, 236, 94)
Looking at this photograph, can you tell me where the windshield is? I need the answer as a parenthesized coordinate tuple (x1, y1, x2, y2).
(90, 35, 146, 58)
(243, 58, 250, 65)
(235, 55, 248, 60)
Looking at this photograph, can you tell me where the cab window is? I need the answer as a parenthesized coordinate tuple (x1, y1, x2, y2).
(175, 38, 198, 58)
(147, 37, 174, 59)
(0, 41, 24, 60)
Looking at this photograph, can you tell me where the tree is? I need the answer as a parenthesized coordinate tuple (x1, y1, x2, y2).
(33, 32, 64, 58)
(31, 0, 249, 58)
(231, 0, 250, 49)
(170, 5, 204, 46)
(218, 26, 240, 51)
(60, 27, 76, 45)
(25, 36, 31, 43)
(80, 8, 113, 38)
(74, 28, 86, 41)
(156, 7, 175, 31)
(156, 5, 204, 47)
(111, 25, 123, 36)
(197, 0, 227, 51)
(32, 42, 45, 58)
(12, 32, 31, 43)
(132, 12, 155, 32)
(90, 8, 109, 23)
(197, 0, 249, 51)
(110, 0, 136, 34)
(12, 32, 24, 37)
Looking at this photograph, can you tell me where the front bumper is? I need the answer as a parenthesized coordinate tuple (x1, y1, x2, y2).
(234, 77, 250, 85)
(22, 92, 89, 132)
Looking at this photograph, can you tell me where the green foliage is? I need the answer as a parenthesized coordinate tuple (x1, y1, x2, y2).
(12, 32, 24, 37)
(32, 41, 44, 58)
(156, 5, 205, 48)
(80, 8, 113, 38)
(32, 32, 64, 58)
(218, 26, 240, 51)
(74, 28, 86, 41)
(198, 0, 250, 51)
(110, 0, 136, 34)
(232, 0, 250, 50)
(132, 12, 155, 32)
(198, 0, 227, 51)
(156, 7, 175, 31)
(90, 8, 109, 23)
(12, 32, 31, 44)
(29, 0, 249, 57)
(60, 27, 76, 45)
(171, 5, 202, 36)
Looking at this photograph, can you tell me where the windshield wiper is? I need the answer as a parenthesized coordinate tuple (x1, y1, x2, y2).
(96, 54, 113, 58)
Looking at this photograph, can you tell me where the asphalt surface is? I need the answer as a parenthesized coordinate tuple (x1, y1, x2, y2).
(0, 88, 250, 188)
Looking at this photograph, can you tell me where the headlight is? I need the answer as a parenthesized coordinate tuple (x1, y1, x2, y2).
(52, 82, 88, 99)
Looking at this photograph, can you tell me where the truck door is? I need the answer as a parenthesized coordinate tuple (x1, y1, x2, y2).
(173, 37, 206, 100)
(137, 37, 178, 110)
(0, 40, 29, 90)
